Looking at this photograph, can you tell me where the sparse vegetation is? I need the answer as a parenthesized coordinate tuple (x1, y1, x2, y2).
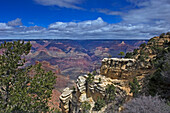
(160, 33, 166, 38)
(93, 97, 106, 111)
(105, 84, 116, 103)
(133, 49, 138, 55)
(81, 101, 91, 113)
(125, 52, 133, 58)
(118, 51, 125, 58)
(129, 77, 140, 97)
(140, 43, 146, 48)
(122, 95, 170, 113)
(92, 70, 97, 75)
(99, 78, 101, 83)
(86, 73, 94, 84)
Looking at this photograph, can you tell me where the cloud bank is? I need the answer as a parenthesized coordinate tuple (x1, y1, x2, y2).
(0, 17, 169, 39)
(123, 0, 170, 24)
(0, 0, 170, 39)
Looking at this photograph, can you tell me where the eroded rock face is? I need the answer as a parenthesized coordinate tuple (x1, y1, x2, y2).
(60, 75, 131, 113)
(59, 35, 170, 113)
(59, 87, 73, 113)
(100, 58, 137, 79)
(59, 57, 154, 113)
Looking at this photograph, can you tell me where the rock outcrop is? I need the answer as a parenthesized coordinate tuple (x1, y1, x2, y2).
(100, 58, 136, 79)
(60, 88, 73, 113)
(60, 75, 131, 113)
(59, 33, 170, 113)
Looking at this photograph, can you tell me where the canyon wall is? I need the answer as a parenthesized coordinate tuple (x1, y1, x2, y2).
(59, 34, 170, 113)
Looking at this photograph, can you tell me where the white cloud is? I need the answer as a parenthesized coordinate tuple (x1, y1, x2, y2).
(7, 18, 23, 26)
(0, 17, 169, 39)
(0, 23, 12, 30)
(96, 0, 170, 26)
(34, 0, 83, 9)
(121, 0, 170, 24)
(97, 9, 123, 15)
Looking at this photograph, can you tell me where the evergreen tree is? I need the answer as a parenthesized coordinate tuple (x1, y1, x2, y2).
(129, 77, 140, 97)
(0, 41, 56, 112)
(93, 97, 105, 111)
(105, 84, 116, 103)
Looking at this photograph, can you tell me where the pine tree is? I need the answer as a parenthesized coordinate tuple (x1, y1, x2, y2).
(0, 41, 56, 112)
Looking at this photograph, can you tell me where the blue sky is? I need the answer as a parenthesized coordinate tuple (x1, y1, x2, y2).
(0, 0, 170, 39)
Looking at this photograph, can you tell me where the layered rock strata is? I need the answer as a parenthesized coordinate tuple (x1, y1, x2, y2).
(59, 34, 170, 113)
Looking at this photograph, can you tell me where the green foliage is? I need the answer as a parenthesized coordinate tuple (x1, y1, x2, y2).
(133, 49, 138, 55)
(148, 38, 155, 42)
(93, 97, 106, 111)
(129, 77, 140, 97)
(105, 84, 116, 103)
(140, 50, 145, 55)
(138, 55, 145, 62)
(118, 51, 125, 58)
(86, 73, 94, 84)
(148, 52, 170, 98)
(0, 41, 56, 112)
(81, 101, 91, 113)
(125, 52, 133, 58)
(99, 78, 101, 83)
(53, 109, 62, 113)
(140, 43, 146, 48)
(148, 68, 163, 96)
(92, 70, 97, 75)
(160, 33, 165, 38)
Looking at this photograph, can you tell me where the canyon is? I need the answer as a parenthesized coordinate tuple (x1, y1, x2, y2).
(0, 39, 147, 109)
(59, 34, 170, 113)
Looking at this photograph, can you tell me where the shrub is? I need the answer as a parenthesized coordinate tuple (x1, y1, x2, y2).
(133, 49, 138, 55)
(138, 55, 145, 62)
(105, 84, 116, 103)
(161, 52, 170, 84)
(99, 78, 101, 83)
(122, 95, 170, 113)
(81, 101, 91, 113)
(118, 51, 125, 58)
(160, 33, 165, 38)
(92, 70, 97, 75)
(93, 97, 106, 111)
(166, 32, 170, 35)
(129, 77, 140, 97)
(125, 52, 133, 58)
(140, 43, 146, 48)
(86, 73, 94, 84)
